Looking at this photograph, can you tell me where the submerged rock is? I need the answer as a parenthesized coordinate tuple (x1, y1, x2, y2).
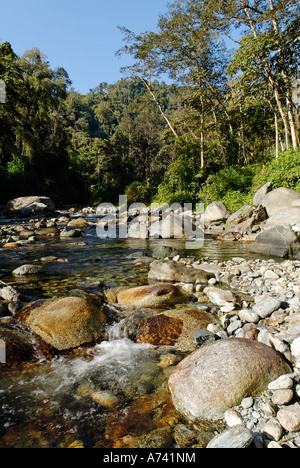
(169, 338, 292, 421)
(15, 297, 106, 351)
(136, 308, 218, 352)
(12, 264, 44, 276)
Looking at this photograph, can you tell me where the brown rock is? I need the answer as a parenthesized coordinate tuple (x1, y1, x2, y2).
(136, 308, 218, 352)
(15, 297, 106, 351)
(68, 217, 89, 227)
(116, 283, 190, 308)
(137, 314, 183, 347)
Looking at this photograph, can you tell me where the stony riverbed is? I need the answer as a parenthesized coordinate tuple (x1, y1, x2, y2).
(0, 199, 300, 449)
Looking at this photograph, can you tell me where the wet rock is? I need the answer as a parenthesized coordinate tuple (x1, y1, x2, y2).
(174, 424, 198, 447)
(137, 427, 173, 448)
(12, 264, 44, 276)
(169, 338, 292, 421)
(15, 297, 106, 351)
(0, 324, 35, 366)
(68, 217, 89, 227)
(148, 260, 213, 284)
(152, 245, 180, 259)
(34, 227, 60, 236)
(60, 229, 83, 238)
(136, 308, 218, 352)
(136, 314, 183, 347)
(90, 390, 119, 408)
(116, 283, 190, 308)
(207, 425, 254, 449)
(194, 329, 218, 347)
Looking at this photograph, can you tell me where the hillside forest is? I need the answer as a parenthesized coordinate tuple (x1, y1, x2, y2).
(0, 0, 299, 211)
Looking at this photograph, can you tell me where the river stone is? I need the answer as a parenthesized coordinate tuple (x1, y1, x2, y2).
(152, 246, 180, 259)
(6, 196, 55, 215)
(12, 264, 44, 276)
(15, 297, 106, 351)
(116, 284, 190, 308)
(277, 404, 300, 432)
(148, 260, 213, 284)
(261, 187, 300, 217)
(207, 425, 254, 449)
(203, 287, 237, 307)
(68, 217, 89, 227)
(251, 226, 300, 258)
(136, 308, 218, 352)
(169, 338, 292, 421)
(252, 296, 282, 319)
(60, 229, 83, 238)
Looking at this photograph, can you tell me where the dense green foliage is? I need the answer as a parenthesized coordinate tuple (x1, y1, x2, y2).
(0, 0, 299, 208)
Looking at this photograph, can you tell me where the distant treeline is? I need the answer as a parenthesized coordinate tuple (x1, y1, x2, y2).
(0, 0, 299, 207)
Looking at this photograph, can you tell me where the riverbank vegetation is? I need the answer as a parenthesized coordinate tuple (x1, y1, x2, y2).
(0, 0, 299, 208)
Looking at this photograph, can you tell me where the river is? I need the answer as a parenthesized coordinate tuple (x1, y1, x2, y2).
(0, 218, 261, 448)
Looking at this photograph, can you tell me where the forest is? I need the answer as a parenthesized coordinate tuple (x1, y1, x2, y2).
(0, 0, 299, 210)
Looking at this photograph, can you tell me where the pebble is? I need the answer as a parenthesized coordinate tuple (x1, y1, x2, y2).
(207, 425, 254, 449)
(268, 375, 294, 390)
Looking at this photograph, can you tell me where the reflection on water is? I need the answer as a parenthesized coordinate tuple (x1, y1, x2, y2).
(0, 226, 259, 299)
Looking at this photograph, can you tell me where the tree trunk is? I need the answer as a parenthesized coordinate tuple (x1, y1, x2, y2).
(141, 77, 179, 139)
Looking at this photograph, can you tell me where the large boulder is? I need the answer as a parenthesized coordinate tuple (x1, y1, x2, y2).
(253, 182, 273, 206)
(265, 206, 300, 227)
(169, 338, 291, 421)
(6, 196, 55, 216)
(260, 187, 300, 217)
(148, 260, 214, 284)
(149, 214, 199, 239)
(15, 297, 106, 351)
(204, 202, 231, 226)
(116, 284, 190, 308)
(251, 225, 300, 258)
(225, 204, 267, 231)
(136, 308, 219, 352)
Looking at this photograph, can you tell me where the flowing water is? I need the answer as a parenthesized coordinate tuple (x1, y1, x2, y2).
(0, 220, 261, 448)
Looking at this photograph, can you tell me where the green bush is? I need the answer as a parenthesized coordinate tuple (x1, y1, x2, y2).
(198, 164, 257, 211)
(125, 181, 151, 205)
(250, 148, 300, 195)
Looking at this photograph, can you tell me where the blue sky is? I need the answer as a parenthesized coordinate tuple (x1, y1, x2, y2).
(1, 0, 169, 93)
